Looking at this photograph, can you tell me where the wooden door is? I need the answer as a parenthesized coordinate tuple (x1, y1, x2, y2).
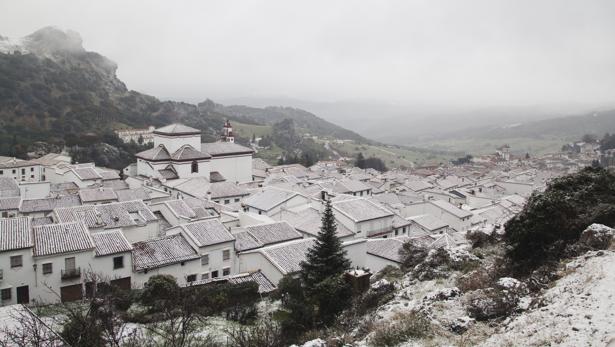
(16, 286, 29, 304)
(60, 284, 83, 302)
(110, 277, 131, 291)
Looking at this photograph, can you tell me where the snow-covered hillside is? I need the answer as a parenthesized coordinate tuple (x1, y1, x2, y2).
(480, 250, 615, 347)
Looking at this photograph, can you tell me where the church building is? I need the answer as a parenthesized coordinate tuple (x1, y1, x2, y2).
(135, 122, 253, 183)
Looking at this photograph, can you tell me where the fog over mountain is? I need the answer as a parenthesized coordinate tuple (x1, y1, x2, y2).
(1, 0, 614, 142)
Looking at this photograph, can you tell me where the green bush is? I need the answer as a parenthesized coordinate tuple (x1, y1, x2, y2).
(504, 167, 615, 275)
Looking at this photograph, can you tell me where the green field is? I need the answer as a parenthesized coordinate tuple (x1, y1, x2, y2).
(411, 136, 569, 156)
(232, 121, 462, 168)
(330, 141, 458, 168)
(232, 121, 273, 139)
(253, 144, 284, 164)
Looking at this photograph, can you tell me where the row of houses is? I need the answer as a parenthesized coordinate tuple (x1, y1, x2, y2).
(0, 122, 577, 307)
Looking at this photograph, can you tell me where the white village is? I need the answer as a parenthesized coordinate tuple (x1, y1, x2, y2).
(0, 12, 614, 344)
(0, 116, 602, 312)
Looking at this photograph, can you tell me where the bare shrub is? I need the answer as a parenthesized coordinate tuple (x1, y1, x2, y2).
(225, 320, 284, 347)
(457, 268, 495, 292)
(369, 311, 432, 347)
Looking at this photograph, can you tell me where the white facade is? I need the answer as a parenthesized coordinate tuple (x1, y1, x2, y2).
(154, 133, 201, 155)
(333, 211, 393, 238)
(167, 229, 237, 282)
(31, 250, 95, 304)
(0, 248, 34, 306)
(244, 194, 311, 216)
(211, 155, 252, 183)
(0, 162, 44, 183)
(116, 126, 155, 144)
(19, 181, 50, 200)
(132, 259, 202, 288)
(401, 202, 471, 232)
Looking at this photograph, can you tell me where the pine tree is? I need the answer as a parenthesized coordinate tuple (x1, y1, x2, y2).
(300, 198, 351, 291)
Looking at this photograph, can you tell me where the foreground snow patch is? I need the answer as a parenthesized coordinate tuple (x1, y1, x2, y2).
(479, 251, 615, 347)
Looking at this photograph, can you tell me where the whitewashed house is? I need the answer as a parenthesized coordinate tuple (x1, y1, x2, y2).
(0, 217, 34, 306)
(330, 179, 373, 197)
(407, 214, 449, 236)
(131, 234, 201, 287)
(365, 237, 408, 273)
(271, 207, 356, 240)
(19, 195, 82, 218)
(401, 200, 472, 232)
(0, 159, 44, 183)
(45, 163, 118, 188)
(238, 237, 366, 285)
(31, 221, 96, 303)
(90, 230, 134, 291)
(0, 178, 20, 198)
(233, 221, 304, 254)
(166, 219, 236, 282)
(243, 188, 310, 216)
(78, 187, 119, 205)
(54, 200, 159, 243)
(0, 197, 20, 218)
(332, 197, 394, 238)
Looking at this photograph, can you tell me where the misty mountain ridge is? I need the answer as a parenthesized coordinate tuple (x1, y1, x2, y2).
(0, 27, 366, 159)
(2, 26, 614, 160)
(217, 96, 612, 142)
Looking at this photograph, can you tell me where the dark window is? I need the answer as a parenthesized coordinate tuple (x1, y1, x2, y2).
(187, 274, 197, 282)
(201, 254, 209, 265)
(12, 169, 15, 174)
(10, 255, 22, 268)
(191, 161, 198, 173)
(0, 170, 3, 175)
(113, 256, 124, 269)
(224, 199, 230, 204)
(223, 267, 230, 276)
(42, 263, 53, 274)
(1, 288, 11, 301)
(222, 249, 231, 261)
(21, 168, 25, 175)
(30, 167, 34, 172)
(234, 198, 240, 203)
(211, 270, 219, 278)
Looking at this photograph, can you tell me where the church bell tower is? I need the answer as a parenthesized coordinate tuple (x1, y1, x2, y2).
(221, 120, 235, 143)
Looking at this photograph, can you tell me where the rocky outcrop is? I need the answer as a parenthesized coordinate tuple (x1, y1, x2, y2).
(412, 248, 480, 281)
(464, 277, 528, 321)
(578, 223, 613, 250)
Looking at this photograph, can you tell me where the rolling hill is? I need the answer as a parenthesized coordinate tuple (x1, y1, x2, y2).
(408, 109, 615, 155)
(0, 27, 369, 165)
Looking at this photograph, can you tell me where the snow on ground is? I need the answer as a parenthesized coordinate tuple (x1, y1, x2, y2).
(479, 251, 615, 347)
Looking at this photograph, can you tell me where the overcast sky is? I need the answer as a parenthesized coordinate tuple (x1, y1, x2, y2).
(1, 0, 614, 110)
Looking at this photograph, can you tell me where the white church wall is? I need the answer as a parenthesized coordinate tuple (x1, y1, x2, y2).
(210, 155, 252, 183)
(154, 134, 201, 154)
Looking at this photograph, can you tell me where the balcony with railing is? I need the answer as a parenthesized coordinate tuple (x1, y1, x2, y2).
(61, 267, 81, 280)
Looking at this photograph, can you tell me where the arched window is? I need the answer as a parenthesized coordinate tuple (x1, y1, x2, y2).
(191, 161, 198, 173)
